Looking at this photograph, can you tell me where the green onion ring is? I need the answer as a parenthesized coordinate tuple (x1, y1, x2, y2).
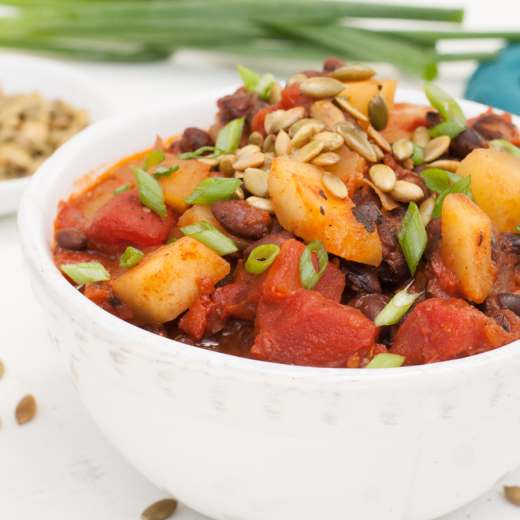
(245, 244, 281, 274)
(299, 239, 328, 290)
(366, 353, 406, 368)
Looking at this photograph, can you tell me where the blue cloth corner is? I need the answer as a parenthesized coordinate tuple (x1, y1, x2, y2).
(465, 44, 520, 116)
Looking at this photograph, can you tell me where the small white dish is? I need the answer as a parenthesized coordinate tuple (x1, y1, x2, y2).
(18, 88, 520, 520)
(0, 52, 112, 217)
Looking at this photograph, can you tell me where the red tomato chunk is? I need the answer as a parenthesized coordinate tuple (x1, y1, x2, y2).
(87, 189, 177, 248)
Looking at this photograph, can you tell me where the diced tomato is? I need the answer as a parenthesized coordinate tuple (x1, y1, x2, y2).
(178, 295, 214, 340)
(251, 103, 282, 134)
(280, 83, 314, 114)
(262, 239, 345, 303)
(84, 282, 134, 320)
(252, 289, 378, 367)
(87, 189, 177, 248)
(55, 201, 89, 232)
(389, 298, 519, 365)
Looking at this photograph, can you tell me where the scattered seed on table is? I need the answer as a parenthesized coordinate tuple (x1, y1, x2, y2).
(15, 394, 37, 425)
(0, 359, 4, 379)
(504, 486, 520, 506)
(141, 498, 178, 520)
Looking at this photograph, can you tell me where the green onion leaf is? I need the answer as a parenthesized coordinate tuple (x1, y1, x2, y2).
(420, 168, 461, 194)
(181, 221, 238, 256)
(177, 146, 224, 160)
(411, 143, 424, 166)
(143, 149, 165, 171)
(397, 202, 428, 276)
(151, 165, 179, 180)
(60, 262, 110, 285)
(366, 353, 406, 368)
(374, 282, 422, 327)
(254, 73, 276, 100)
(184, 177, 243, 205)
(429, 120, 466, 139)
(432, 175, 472, 218)
(131, 165, 167, 217)
(488, 139, 520, 158)
(216, 117, 245, 153)
(113, 185, 131, 196)
(166, 238, 177, 245)
(245, 244, 281, 274)
(423, 84, 466, 125)
(299, 239, 328, 290)
(516, 223, 520, 233)
(237, 64, 261, 92)
(119, 246, 144, 268)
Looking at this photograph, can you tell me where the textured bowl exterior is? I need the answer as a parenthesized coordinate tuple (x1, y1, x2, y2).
(18, 88, 520, 520)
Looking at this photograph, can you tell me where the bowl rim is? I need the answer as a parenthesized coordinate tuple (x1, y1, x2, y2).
(17, 85, 520, 383)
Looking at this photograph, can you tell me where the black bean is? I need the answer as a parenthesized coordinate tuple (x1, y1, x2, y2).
(498, 293, 520, 317)
(340, 260, 381, 294)
(504, 233, 520, 255)
(449, 127, 484, 159)
(473, 114, 518, 141)
(323, 58, 346, 72)
(180, 127, 213, 153)
(55, 228, 87, 250)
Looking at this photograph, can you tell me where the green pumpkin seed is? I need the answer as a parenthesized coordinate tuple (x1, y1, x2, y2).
(392, 139, 414, 162)
(310, 101, 345, 131)
(248, 131, 264, 147)
(334, 96, 368, 122)
(262, 134, 275, 153)
(369, 94, 389, 131)
(336, 124, 377, 163)
(330, 64, 376, 82)
(141, 498, 178, 520)
(230, 186, 245, 200)
(300, 77, 345, 99)
(288, 118, 325, 138)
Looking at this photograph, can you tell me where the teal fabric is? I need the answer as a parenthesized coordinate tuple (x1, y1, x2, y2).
(465, 44, 520, 116)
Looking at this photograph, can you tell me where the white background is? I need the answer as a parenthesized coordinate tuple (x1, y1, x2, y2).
(2, 1, 520, 519)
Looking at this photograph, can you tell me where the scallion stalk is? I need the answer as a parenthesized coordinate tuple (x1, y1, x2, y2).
(237, 64, 261, 92)
(432, 175, 472, 218)
(397, 202, 427, 276)
(120, 246, 145, 268)
(216, 117, 245, 154)
(254, 73, 276, 101)
(299, 239, 328, 291)
(143, 149, 165, 171)
(423, 84, 466, 125)
(488, 139, 520, 157)
(60, 262, 110, 284)
(374, 282, 422, 327)
(181, 221, 238, 255)
(429, 120, 466, 139)
(411, 143, 424, 167)
(151, 165, 179, 180)
(245, 244, 281, 274)
(113, 185, 132, 196)
(177, 147, 224, 160)
(366, 353, 406, 368)
(420, 168, 461, 194)
(184, 178, 243, 205)
(131, 165, 167, 217)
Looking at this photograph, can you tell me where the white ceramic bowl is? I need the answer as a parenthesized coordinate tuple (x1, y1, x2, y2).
(18, 88, 520, 520)
(0, 52, 112, 217)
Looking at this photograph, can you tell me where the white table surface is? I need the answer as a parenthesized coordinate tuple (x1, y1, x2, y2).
(2, 1, 520, 518)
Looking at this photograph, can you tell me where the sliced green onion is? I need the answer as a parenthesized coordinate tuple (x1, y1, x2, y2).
(113, 184, 131, 196)
(245, 244, 281, 274)
(254, 73, 276, 100)
(131, 165, 167, 217)
(397, 202, 428, 276)
(143, 149, 165, 171)
(184, 177, 243, 205)
(411, 143, 424, 166)
(60, 262, 110, 284)
(178, 146, 224, 160)
(516, 223, 520, 233)
(420, 168, 461, 194)
(432, 175, 472, 218)
(374, 282, 422, 327)
(237, 64, 261, 92)
(152, 165, 179, 180)
(299, 239, 328, 291)
(488, 139, 520, 158)
(166, 238, 177, 245)
(119, 246, 144, 268)
(181, 221, 238, 255)
(216, 117, 245, 153)
(366, 353, 406, 368)
(424, 84, 466, 125)
(429, 120, 466, 139)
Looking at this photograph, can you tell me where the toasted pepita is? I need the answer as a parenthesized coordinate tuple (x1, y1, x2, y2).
(248, 131, 264, 147)
(390, 180, 424, 203)
(369, 164, 396, 192)
(141, 498, 178, 520)
(287, 73, 307, 87)
(288, 118, 325, 138)
(424, 135, 451, 163)
(274, 129, 292, 157)
(425, 159, 460, 173)
(322, 173, 348, 198)
(419, 196, 435, 227)
(336, 124, 377, 163)
(233, 152, 265, 171)
(15, 394, 36, 425)
(244, 168, 270, 198)
(369, 94, 389, 131)
(330, 64, 376, 82)
(262, 134, 275, 153)
(504, 486, 520, 506)
(293, 139, 324, 163)
(411, 126, 431, 148)
(367, 124, 391, 152)
(269, 82, 282, 104)
(335, 96, 368, 122)
(246, 196, 275, 213)
(219, 154, 236, 176)
(291, 123, 321, 149)
(311, 131, 343, 152)
(310, 101, 345, 131)
(392, 139, 414, 162)
(311, 152, 341, 166)
(300, 77, 345, 98)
